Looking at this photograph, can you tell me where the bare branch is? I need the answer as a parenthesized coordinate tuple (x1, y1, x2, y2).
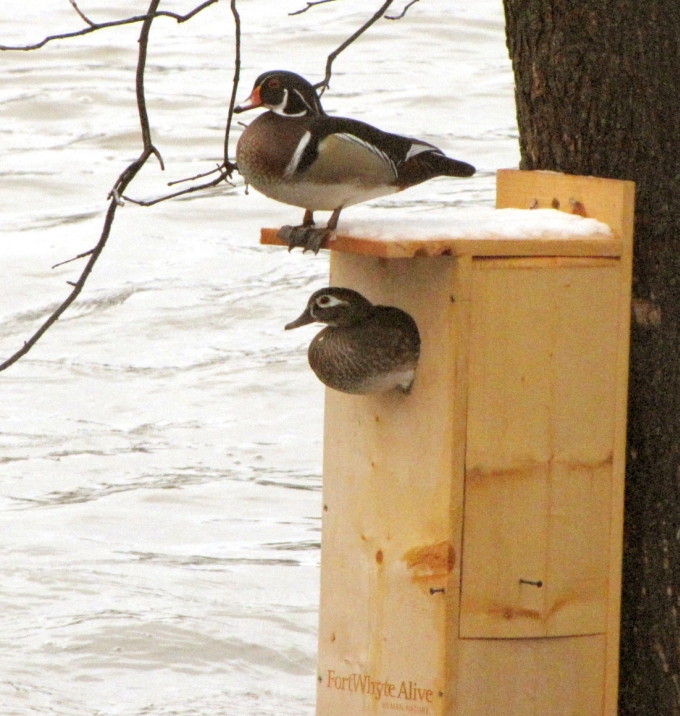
(122, 168, 235, 206)
(68, 0, 96, 27)
(0, 0, 164, 372)
(314, 0, 395, 94)
(123, 0, 241, 207)
(173, 0, 220, 23)
(167, 164, 224, 186)
(135, 12, 157, 155)
(385, 0, 420, 20)
(2, 17, 144, 51)
(52, 249, 95, 270)
(289, 0, 338, 16)
(0, 1, 218, 52)
(224, 0, 242, 166)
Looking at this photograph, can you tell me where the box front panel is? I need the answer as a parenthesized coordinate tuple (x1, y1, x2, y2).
(457, 634, 607, 716)
(460, 258, 620, 639)
(317, 254, 468, 716)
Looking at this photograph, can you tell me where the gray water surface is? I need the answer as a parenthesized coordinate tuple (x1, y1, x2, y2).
(0, 1, 518, 713)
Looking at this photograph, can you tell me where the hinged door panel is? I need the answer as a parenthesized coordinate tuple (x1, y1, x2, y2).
(460, 258, 620, 638)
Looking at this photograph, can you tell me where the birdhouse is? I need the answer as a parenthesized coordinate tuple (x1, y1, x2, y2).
(262, 169, 634, 716)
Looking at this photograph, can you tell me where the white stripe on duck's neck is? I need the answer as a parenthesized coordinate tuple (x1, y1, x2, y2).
(292, 88, 320, 115)
(269, 89, 307, 117)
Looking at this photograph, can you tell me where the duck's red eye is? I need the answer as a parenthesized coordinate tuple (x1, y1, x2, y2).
(317, 296, 331, 306)
(269, 78, 280, 89)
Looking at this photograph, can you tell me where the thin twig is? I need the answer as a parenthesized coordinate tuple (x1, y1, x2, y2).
(68, 0, 96, 27)
(0, 0, 164, 372)
(385, 0, 420, 20)
(122, 169, 235, 206)
(167, 164, 224, 186)
(135, 2, 161, 159)
(289, 0, 338, 16)
(52, 248, 95, 270)
(314, 0, 394, 94)
(0, 0, 218, 51)
(172, 0, 220, 23)
(224, 0, 241, 166)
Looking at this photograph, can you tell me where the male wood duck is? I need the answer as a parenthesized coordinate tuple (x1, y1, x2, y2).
(235, 70, 475, 254)
(285, 287, 421, 395)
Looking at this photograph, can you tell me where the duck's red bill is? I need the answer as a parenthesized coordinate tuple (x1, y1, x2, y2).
(234, 86, 262, 113)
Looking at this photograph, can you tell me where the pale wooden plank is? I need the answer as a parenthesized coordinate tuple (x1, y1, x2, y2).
(260, 227, 621, 258)
(474, 256, 620, 270)
(457, 635, 607, 716)
(460, 260, 621, 638)
(316, 254, 467, 716)
(442, 255, 473, 716)
(603, 180, 634, 716)
(496, 169, 634, 714)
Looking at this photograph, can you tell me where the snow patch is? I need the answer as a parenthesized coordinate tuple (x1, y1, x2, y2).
(338, 206, 613, 242)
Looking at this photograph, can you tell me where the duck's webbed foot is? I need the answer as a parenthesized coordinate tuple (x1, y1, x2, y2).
(277, 225, 333, 254)
(276, 208, 341, 255)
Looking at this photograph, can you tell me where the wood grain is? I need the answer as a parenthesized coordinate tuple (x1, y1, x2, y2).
(260, 226, 622, 258)
(459, 259, 620, 638)
(316, 253, 470, 716)
(457, 635, 607, 716)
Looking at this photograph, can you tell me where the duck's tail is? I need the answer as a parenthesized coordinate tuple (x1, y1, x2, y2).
(398, 150, 475, 188)
(426, 152, 476, 178)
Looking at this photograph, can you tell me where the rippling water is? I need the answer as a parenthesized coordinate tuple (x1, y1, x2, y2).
(0, 1, 518, 713)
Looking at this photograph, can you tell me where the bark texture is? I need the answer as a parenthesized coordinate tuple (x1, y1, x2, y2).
(503, 2, 680, 713)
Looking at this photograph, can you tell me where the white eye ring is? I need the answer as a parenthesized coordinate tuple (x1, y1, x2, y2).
(316, 295, 346, 308)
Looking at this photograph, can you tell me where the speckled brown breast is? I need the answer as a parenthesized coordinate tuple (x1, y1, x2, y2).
(307, 308, 421, 395)
(236, 112, 312, 185)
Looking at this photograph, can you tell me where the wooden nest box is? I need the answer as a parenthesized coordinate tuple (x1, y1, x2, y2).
(262, 169, 635, 716)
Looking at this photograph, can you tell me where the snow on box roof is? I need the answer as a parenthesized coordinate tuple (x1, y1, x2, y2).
(341, 206, 612, 242)
(261, 205, 619, 259)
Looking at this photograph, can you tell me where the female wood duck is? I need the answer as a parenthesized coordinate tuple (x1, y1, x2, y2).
(235, 70, 475, 254)
(285, 287, 421, 395)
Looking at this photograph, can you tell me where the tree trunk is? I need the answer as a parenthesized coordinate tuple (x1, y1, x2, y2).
(502, 2, 680, 713)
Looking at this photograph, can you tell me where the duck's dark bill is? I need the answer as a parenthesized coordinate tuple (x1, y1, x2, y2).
(285, 308, 315, 330)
